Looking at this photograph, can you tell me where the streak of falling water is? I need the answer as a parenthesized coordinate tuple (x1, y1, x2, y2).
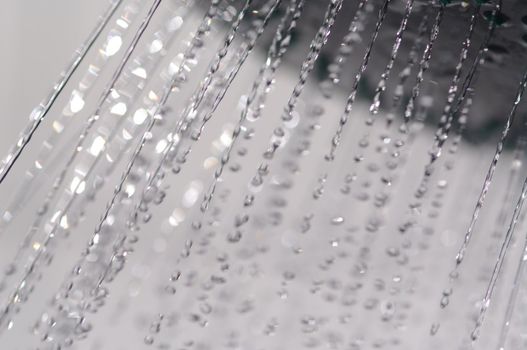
(130, 0, 284, 235)
(386, 13, 429, 126)
(269, 0, 389, 236)
(427, 5, 479, 165)
(200, 0, 306, 213)
(492, 138, 527, 237)
(497, 181, 527, 350)
(444, 88, 474, 169)
(498, 254, 527, 350)
(325, 0, 391, 163)
(283, 0, 343, 121)
(249, 0, 306, 121)
(0, 0, 124, 184)
(320, 0, 370, 95)
(470, 174, 527, 343)
(369, 0, 415, 116)
(431, 67, 527, 336)
(440, 0, 503, 135)
(415, 0, 505, 194)
(0, 0, 164, 332)
(402, 6, 444, 129)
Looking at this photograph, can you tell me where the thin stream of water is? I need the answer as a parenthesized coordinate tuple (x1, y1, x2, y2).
(319, 0, 370, 97)
(386, 12, 429, 126)
(445, 0, 504, 129)
(497, 207, 527, 349)
(369, 0, 415, 116)
(492, 138, 527, 237)
(470, 173, 527, 342)
(427, 5, 479, 165)
(402, 6, 444, 129)
(282, 0, 344, 121)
